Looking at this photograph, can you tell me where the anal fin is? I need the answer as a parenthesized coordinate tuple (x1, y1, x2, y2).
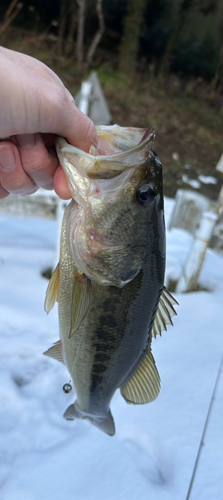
(43, 340, 64, 364)
(120, 348, 160, 405)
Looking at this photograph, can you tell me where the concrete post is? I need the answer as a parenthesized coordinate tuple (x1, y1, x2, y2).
(78, 81, 92, 115)
(176, 211, 218, 293)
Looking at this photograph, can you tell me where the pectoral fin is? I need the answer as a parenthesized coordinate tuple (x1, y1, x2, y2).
(120, 348, 160, 405)
(43, 340, 64, 364)
(151, 287, 179, 339)
(44, 263, 60, 314)
(69, 272, 92, 338)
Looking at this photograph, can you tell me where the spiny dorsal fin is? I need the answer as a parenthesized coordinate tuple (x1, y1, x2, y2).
(43, 340, 64, 364)
(69, 272, 92, 338)
(44, 263, 60, 314)
(120, 348, 160, 405)
(152, 287, 179, 339)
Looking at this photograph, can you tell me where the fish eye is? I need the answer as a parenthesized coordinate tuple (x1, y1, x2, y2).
(136, 184, 156, 207)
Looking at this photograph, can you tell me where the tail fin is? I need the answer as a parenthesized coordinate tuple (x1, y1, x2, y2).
(63, 402, 115, 436)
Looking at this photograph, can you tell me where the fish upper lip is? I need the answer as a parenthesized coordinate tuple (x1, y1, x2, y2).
(58, 129, 155, 162)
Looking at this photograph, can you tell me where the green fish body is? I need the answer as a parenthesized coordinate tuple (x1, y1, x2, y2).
(44, 126, 178, 436)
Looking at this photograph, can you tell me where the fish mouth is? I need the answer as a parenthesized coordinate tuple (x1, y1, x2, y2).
(56, 126, 155, 180)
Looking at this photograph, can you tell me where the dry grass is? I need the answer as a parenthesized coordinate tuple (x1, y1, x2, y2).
(99, 72, 223, 199)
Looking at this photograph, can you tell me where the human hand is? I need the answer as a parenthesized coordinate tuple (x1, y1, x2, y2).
(0, 47, 97, 200)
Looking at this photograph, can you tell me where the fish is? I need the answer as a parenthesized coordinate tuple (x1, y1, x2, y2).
(43, 125, 178, 436)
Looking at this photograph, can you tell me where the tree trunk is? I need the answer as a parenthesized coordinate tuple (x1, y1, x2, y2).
(119, 0, 148, 75)
(159, 0, 195, 75)
(0, 0, 23, 36)
(76, 0, 86, 73)
(84, 0, 104, 71)
(57, 0, 68, 55)
(210, 42, 223, 97)
(64, 2, 78, 56)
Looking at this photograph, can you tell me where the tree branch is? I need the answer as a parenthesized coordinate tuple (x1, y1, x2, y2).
(64, 2, 78, 56)
(76, 0, 86, 72)
(0, 1, 23, 36)
(84, 0, 104, 71)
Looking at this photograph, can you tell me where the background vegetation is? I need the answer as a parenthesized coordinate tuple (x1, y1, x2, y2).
(1, 0, 223, 199)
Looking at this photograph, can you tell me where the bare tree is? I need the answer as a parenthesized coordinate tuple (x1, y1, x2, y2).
(159, 0, 195, 75)
(209, 1, 223, 97)
(0, 0, 23, 36)
(84, 0, 104, 70)
(210, 43, 223, 98)
(76, 0, 104, 74)
(76, 0, 86, 71)
(56, 1, 78, 57)
(119, 0, 148, 75)
(57, 0, 68, 55)
(64, 2, 78, 56)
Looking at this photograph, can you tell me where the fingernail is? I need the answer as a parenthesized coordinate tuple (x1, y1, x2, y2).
(17, 134, 36, 150)
(0, 145, 15, 171)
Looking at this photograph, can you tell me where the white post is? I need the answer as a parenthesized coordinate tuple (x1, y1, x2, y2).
(217, 185, 223, 213)
(78, 81, 92, 116)
(216, 153, 223, 173)
(176, 211, 218, 293)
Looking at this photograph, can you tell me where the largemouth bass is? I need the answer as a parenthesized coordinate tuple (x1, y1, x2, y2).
(44, 125, 178, 436)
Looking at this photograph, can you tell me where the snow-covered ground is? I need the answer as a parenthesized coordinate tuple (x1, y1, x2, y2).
(0, 197, 222, 500)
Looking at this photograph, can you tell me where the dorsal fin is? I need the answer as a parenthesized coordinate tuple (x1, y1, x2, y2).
(43, 340, 64, 364)
(120, 348, 160, 404)
(152, 287, 178, 339)
(44, 263, 60, 314)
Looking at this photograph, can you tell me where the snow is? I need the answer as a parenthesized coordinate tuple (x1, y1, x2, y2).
(198, 175, 218, 185)
(182, 174, 201, 189)
(0, 198, 222, 500)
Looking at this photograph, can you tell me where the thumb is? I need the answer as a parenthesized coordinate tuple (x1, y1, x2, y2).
(43, 89, 98, 153)
(64, 103, 98, 153)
